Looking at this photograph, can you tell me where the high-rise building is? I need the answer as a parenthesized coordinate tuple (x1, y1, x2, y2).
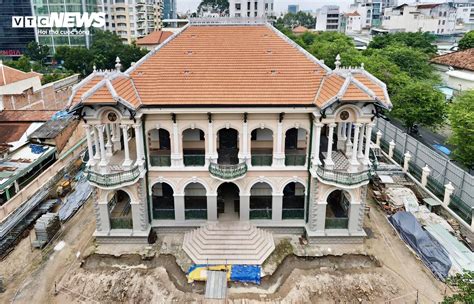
(350, 0, 397, 29)
(315, 5, 340, 31)
(162, 0, 177, 20)
(104, 0, 163, 44)
(229, 0, 275, 18)
(0, 0, 36, 58)
(31, 0, 104, 53)
(288, 4, 300, 14)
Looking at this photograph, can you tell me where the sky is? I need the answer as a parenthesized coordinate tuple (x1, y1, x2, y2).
(177, 0, 355, 15)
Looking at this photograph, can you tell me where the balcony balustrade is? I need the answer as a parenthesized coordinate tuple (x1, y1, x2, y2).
(285, 152, 306, 166)
(150, 155, 171, 167)
(183, 154, 205, 167)
(185, 209, 207, 220)
(282, 208, 305, 219)
(249, 208, 272, 219)
(251, 154, 273, 166)
(209, 162, 247, 180)
(315, 165, 371, 186)
(86, 165, 141, 188)
(325, 217, 349, 229)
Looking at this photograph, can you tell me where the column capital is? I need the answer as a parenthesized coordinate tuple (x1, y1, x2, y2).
(133, 122, 142, 129)
(120, 124, 129, 130)
(353, 122, 362, 127)
(313, 122, 324, 128)
(83, 124, 91, 130)
(328, 122, 337, 128)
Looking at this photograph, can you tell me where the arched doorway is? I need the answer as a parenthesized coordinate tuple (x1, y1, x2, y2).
(148, 128, 171, 166)
(282, 182, 305, 219)
(325, 190, 350, 229)
(217, 128, 239, 165)
(152, 182, 175, 219)
(108, 190, 133, 229)
(182, 128, 205, 166)
(184, 183, 207, 220)
(249, 182, 272, 219)
(285, 128, 307, 166)
(217, 183, 240, 221)
(251, 128, 273, 166)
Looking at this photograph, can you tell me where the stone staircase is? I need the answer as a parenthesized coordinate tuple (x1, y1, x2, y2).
(183, 221, 275, 265)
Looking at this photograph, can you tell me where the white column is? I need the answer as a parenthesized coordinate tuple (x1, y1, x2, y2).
(363, 123, 374, 165)
(207, 194, 217, 221)
(443, 182, 455, 206)
(403, 151, 411, 173)
(325, 123, 336, 169)
(121, 125, 133, 167)
(349, 123, 361, 172)
(341, 123, 347, 140)
(171, 121, 182, 167)
(105, 124, 113, 157)
(93, 126, 100, 161)
(174, 194, 185, 221)
(207, 121, 216, 163)
(375, 130, 382, 147)
(345, 122, 353, 157)
(312, 122, 323, 167)
(357, 124, 365, 159)
(134, 123, 144, 165)
(388, 140, 396, 159)
(83, 124, 95, 165)
(272, 193, 283, 221)
(242, 120, 249, 165)
(112, 123, 121, 151)
(240, 194, 250, 221)
(421, 165, 430, 187)
(274, 121, 285, 166)
(97, 125, 107, 167)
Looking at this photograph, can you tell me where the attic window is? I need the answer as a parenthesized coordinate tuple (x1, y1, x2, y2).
(270, 70, 278, 75)
(186, 50, 193, 55)
(184, 69, 191, 75)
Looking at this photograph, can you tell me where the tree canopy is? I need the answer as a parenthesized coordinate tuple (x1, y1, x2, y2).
(443, 271, 474, 304)
(368, 32, 437, 55)
(448, 90, 474, 169)
(24, 41, 50, 64)
(197, 0, 229, 14)
(458, 30, 474, 51)
(275, 12, 316, 29)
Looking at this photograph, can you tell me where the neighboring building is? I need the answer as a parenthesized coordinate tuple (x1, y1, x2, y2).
(136, 30, 173, 50)
(340, 11, 363, 33)
(104, 0, 163, 44)
(68, 20, 391, 257)
(431, 48, 474, 90)
(288, 4, 300, 14)
(0, 61, 79, 111)
(0, 0, 36, 58)
(31, 0, 104, 52)
(198, 4, 223, 18)
(452, 0, 474, 31)
(292, 25, 309, 35)
(382, 3, 457, 35)
(315, 5, 340, 31)
(229, 0, 275, 18)
(163, 0, 177, 20)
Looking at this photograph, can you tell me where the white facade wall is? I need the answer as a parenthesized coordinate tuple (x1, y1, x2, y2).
(316, 5, 340, 31)
(229, 0, 274, 18)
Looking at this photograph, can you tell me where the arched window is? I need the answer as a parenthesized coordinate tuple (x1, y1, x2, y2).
(251, 128, 273, 166)
(184, 183, 207, 220)
(108, 190, 133, 229)
(152, 183, 174, 219)
(285, 128, 307, 166)
(217, 182, 240, 221)
(249, 182, 272, 219)
(148, 128, 171, 166)
(182, 128, 205, 166)
(325, 190, 350, 229)
(217, 128, 239, 165)
(282, 182, 305, 219)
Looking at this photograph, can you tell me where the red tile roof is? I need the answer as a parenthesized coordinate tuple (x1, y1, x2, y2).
(0, 63, 42, 86)
(0, 123, 31, 143)
(70, 24, 391, 110)
(430, 48, 474, 71)
(292, 26, 309, 34)
(136, 31, 173, 46)
(0, 110, 56, 122)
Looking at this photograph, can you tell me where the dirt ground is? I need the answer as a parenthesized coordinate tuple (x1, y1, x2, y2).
(0, 194, 450, 303)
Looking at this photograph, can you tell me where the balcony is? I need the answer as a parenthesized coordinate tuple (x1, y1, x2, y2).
(315, 165, 371, 186)
(209, 162, 247, 180)
(86, 165, 141, 188)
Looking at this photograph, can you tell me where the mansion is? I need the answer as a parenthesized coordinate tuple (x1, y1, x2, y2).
(68, 19, 391, 251)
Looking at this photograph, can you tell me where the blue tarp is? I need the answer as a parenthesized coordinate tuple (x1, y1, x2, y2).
(230, 265, 261, 284)
(30, 144, 48, 154)
(51, 111, 73, 120)
(389, 212, 452, 280)
(58, 177, 92, 221)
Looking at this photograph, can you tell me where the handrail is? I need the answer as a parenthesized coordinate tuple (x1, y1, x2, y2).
(209, 161, 247, 180)
(315, 165, 371, 186)
(86, 165, 141, 187)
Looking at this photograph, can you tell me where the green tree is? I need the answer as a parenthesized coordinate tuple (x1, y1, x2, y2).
(443, 271, 474, 304)
(4, 56, 32, 72)
(368, 32, 437, 55)
(448, 90, 474, 169)
(197, 0, 229, 14)
(458, 30, 474, 50)
(54, 46, 94, 76)
(391, 81, 447, 132)
(24, 41, 50, 64)
(276, 12, 316, 29)
(362, 54, 411, 95)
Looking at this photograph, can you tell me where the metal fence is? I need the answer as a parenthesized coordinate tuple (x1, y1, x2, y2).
(373, 118, 473, 221)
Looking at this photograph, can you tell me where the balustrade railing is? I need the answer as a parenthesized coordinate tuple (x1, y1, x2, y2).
(249, 208, 272, 219)
(209, 162, 247, 180)
(325, 217, 349, 229)
(150, 155, 171, 167)
(282, 208, 305, 219)
(251, 154, 273, 166)
(110, 217, 133, 229)
(285, 152, 306, 166)
(315, 166, 371, 186)
(86, 165, 141, 187)
(153, 209, 175, 220)
(185, 209, 207, 220)
(183, 154, 205, 167)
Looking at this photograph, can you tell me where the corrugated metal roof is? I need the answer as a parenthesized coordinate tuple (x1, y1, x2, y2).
(205, 271, 227, 299)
